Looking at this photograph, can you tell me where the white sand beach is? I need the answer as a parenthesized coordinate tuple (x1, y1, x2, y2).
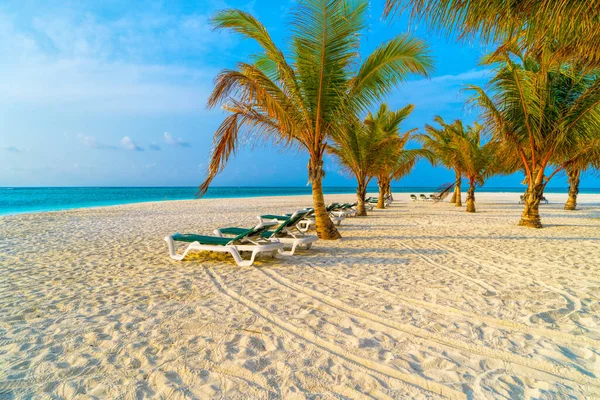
(1, 192, 600, 399)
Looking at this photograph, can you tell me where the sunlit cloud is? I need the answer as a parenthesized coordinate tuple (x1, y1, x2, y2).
(120, 136, 143, 151)
(78, 134, 117, 150)
(164, 132, 191, 147)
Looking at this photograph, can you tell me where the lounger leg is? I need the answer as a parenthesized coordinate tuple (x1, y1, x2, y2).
(165, 237, 186, 261)
(227, 248, 255, 267)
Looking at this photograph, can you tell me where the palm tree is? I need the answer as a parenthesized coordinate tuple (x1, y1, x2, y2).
(560, 147, 600, 211)
(327, 117, 375, 216)
(451, 123, 499, 213)
(328, 104, 415, 216)
(367, 105, 421, 209)
(416, 117, 466, 206)
(383, 1, 600, 67)
(199, 0, 432, 239)
(467, 47, 600, 227)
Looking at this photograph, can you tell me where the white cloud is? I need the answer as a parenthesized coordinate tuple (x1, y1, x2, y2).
(120, 136, 143, 151)
(395, 69, 493, 108)
(78, 134, 116, 150)
(164, 132, 191, 147)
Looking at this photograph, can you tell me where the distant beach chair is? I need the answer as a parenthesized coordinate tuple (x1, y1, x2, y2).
(165, 220, 284, 266)
(365, 197, 378, 210)
(326, 203, 345, 225)
(215, 210, 318, 256)
(295, 204, 344, 231)
(410, 194, 418, 201)
(419, 194, 429, 201)
(519, 194, 549, 204)
(384, 194, 393, 206)
(338, 202, 358, 217)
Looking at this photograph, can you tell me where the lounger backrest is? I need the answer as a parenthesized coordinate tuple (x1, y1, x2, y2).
(287, 209, 310, 226)
(266, 209, 310, 235)
(231, 221, 277, 242)
(326, 203, 340, 212)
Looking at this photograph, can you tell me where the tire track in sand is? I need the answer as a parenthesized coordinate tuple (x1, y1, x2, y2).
(307, 264, 597, 347)
(259, 267, 599, 388)
(397, 241, 498, 296)
(432, 242, 583, 323)
(206, 267, 465, 400)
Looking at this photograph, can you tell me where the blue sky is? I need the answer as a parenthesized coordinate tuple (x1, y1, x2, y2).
(0, 0, 598, 188)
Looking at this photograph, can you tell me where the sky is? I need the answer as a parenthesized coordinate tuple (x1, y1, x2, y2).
(0, 0, 598, 189)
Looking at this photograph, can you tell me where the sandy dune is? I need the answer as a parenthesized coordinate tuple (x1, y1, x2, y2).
(1, 192, 599, 399)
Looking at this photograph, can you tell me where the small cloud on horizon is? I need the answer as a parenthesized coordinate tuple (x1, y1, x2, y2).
(78, 134, 117, 150)
(164, 132, 191, 147)
(120, 136, 143, 151)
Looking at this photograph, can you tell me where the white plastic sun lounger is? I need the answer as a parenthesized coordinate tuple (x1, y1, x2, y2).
(299, 204, 344, 229)
(165, 220, 284, 267)
(215, 211, 318, 256)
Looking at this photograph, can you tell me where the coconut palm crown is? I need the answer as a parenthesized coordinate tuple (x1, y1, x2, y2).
(199, 0, 433, 239)
(384, 0, 600, 67)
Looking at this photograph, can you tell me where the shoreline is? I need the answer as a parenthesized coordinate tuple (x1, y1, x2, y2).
(2, 190, 600, 218)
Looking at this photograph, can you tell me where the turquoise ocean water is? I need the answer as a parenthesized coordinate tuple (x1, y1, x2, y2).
(1, 186, 598, 216)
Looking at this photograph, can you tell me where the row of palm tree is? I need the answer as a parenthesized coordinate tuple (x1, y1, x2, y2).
(199, 0, 599, 235)
(383, 0, 600, 227)
(328, 103, 419, 215)
(467, 46, 600, 227)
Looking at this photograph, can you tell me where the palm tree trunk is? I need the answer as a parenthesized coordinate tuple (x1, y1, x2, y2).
(564, 169, 580, 210)
(310, 161, 341, 239)
(356, 179, 367, 216)
(377, 178, 387, 209)
(450, 170, 461, 204)
(519, 179, 544, 228)
(385, 181, 393, 200)
(454, 181, 462, 207)
(466, 178, 476, 213)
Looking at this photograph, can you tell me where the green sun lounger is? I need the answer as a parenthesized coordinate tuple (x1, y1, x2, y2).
(165, 220, 284, 266)
(215, 210, 318, 255)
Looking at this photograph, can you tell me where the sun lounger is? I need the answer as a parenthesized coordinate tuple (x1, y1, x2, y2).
(296, 204, 344, 230)
(339, 202, 358, 217)
(165, 219, 284, 266)
(216, 210, 318, 256)
(410, 194, 418, 201)
(384, 194, 393, 206)
(419, 194, 429, 201)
